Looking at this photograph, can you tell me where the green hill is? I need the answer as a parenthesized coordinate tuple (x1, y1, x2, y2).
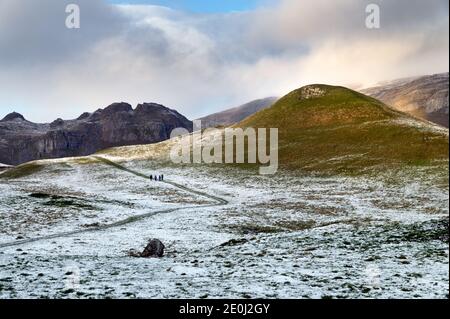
(237, 84, 449, 174)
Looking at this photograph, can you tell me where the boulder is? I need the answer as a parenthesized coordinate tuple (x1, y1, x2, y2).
(141, 239, 165, 258)
(129, 239, 165, 258)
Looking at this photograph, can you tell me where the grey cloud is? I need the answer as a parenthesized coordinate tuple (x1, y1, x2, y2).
(0, 0, 448, 122)
(247, 0, 449, 46)
(0, 0, 125, 69)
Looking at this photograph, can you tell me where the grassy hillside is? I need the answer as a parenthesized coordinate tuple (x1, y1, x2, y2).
(237, 85, 449, 174)
(0, 162, 44, 179)
(2, 84, 447, 178)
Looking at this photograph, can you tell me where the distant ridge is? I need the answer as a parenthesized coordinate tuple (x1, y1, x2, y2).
(197, 97, 278, 128)
(361, 72, 449, 128)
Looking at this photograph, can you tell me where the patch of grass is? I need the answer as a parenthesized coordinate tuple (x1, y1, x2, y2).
(275, 220, 316, 231)
(70, 157, 98, 165)
(43, 199, 95, 210)
(228, 220, 322, 234)
(354, 218, 449, 248)
(29, 192, 97, 210)
(386, 218, 449, 244)
(0, 162, 43, 179)
(232, 224, 282, 235)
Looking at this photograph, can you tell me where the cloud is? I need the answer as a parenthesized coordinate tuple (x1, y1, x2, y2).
(0, 0, 448, 122)
(0, 0, 125, 68)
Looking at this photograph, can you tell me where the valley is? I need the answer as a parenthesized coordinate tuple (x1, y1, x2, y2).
(0, 148, 448, 298)
(0, 85, 448, 299)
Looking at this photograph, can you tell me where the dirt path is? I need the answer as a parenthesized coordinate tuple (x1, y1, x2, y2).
(0, 156, 228, 249)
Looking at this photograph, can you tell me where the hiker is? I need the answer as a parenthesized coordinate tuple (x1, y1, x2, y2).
(154, 175, 158, 181)
(161, 174, 164, 181)
(150, 175, 153, 181)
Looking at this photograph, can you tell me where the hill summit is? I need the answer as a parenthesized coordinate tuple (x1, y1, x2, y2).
(238, 85, 448, 174)
(1, 112, 26, 122)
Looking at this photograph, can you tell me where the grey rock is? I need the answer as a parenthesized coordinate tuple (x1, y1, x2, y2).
(0, 102, 192, 165)
(141, 239, 165, 258)
(129, 239, 165, 258)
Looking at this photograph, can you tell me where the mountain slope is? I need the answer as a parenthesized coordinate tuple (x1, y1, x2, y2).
(361, 72, 449, 127)
(197, 97, 277, 128)
(0, 103, 192, 165)
(58, 85, 448, 176)
(238, 85, 449, 174)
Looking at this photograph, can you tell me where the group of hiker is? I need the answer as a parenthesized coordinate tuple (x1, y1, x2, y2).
(150, 174, 164, 181)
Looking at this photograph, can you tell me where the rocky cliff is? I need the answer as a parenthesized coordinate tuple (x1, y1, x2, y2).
(0, 103, 192, 165)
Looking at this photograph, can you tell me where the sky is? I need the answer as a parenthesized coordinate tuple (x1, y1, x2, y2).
(106, 0, 270, 13)
(0, 0, 448, 123)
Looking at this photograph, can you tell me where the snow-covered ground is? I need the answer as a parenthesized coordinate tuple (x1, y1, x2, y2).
(0, 156, 448, 299)
(0, 163, 12, 171)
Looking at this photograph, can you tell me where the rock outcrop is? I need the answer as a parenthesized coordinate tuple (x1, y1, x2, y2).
(0, 103, 192, 165)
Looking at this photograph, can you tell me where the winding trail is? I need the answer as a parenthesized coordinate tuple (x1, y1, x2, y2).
(0, 156, 228, 249)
